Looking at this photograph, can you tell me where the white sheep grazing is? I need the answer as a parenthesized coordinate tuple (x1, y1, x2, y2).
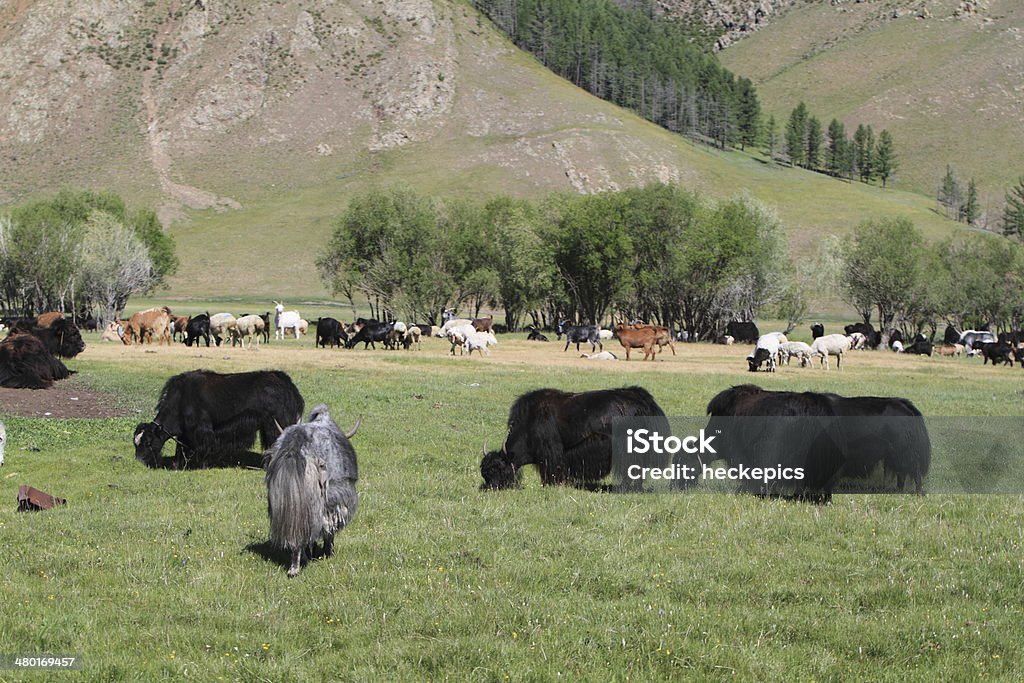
(209, 313, 237, 347)
(464, 331, 498, 356)
(748, 334, 783, 372)
(393, 321, 408, 335)
(721, 335, 735, 345)
(892, 340, 905, 353)
(778, 341, 814, 367)
(233, 314, 266, 348)
(810, 334, 852, 370)
(848, 332, 867, 350)
(438, 319, 472, 337)
(580, 351, 618, 360)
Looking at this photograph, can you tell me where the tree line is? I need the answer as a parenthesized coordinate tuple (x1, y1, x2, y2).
(320, 185, 1024, 341)
(471, 0, 760, 150)
(318, 184, 810, 339)
(839, 217, 1024, 344)
(780, 102, 897, 186)
(0, 189, 177, 322)
(939, 167, 1024, 242)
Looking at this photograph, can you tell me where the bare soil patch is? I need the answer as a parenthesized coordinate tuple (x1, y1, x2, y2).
(0, 376, 132, 419)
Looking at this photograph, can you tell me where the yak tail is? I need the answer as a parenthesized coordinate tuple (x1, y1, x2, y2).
(266, 450, 326, 552)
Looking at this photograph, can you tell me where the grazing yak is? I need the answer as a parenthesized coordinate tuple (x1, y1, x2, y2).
(134, 370, 304, 469)
(690, 385, 930, 502)
(265, 404, 360, 577)
(480, 386, 669, 491)
(346, 322, 391, 349)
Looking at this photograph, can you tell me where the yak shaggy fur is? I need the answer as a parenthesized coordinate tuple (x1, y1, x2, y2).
(265, 405, 359, 577)
(480, 386, 669, 491)
(134, 370, 304, 469)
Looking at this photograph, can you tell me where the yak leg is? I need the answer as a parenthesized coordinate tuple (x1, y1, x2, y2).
(322, 532, 335, 558)
(287, 548, 302, 578)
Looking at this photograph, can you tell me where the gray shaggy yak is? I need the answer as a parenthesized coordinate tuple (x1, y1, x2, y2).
(264, 405, 360, 577)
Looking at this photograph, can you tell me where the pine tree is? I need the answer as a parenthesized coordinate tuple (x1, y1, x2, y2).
(853, 124, 875, 182)
(874, 129, 897, 187)
(806, 116, 823, 171)
(765, 114, 779, 162)
(961, 177, 980, 225)
(826, 118, 846, 177)
(938, 165, 963, 219)
(734, 77, 760, 151)
(785, 102, 808, 167)
(1003, 176, 1024, 240)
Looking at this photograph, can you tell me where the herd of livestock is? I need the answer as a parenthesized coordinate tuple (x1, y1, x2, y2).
(0, 299, 1022, 390)
(0, 298, 1015, 576)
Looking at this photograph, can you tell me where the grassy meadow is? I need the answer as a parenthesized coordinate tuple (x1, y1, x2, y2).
(0, 333, 1022, 681)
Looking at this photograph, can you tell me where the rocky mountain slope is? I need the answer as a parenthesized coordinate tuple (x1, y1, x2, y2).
(0, 0, 967, 297)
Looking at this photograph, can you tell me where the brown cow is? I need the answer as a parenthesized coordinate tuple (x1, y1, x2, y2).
(123, 307, 172, 346)
(614, 324, 659, 361)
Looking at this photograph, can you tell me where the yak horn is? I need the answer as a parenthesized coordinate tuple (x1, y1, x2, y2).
(273, 418, 284, 435)
(344, 415, 362, 439)
(483, 442, 488, 457)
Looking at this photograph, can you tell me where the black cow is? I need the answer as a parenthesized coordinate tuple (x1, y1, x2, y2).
(316, 317, 347, 349)
(480, 386, 669, 491)
(346, 322, 391, 349)
(526, 328, 549, 342)
(556, 321, 602, 353)
(844, 322, 881, 349)
(981, 342, 1014, 367)
(903, 340, 934, 356)
(810, 323, 824, 339)
(694, 385, 930, 502)
(0, 334, 73, 389)
(184, 313, 211, 347)
(133, 370, 304, 469)
(726, 321, 759, 344)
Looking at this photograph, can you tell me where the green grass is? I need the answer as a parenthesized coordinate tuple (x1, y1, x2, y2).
(0, 337, 1021, 680)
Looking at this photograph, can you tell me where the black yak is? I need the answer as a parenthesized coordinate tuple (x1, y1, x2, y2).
(694, 385, 930, 502)
(134, 370, 304, 469)
(480, 386, 669, 491)
(0, 334, 73, 389)
(265, 404, 360, 577)
(7, 318, 85, 359)
(556, 322, 603, 353)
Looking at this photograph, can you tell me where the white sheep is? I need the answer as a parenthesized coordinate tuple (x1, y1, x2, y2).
(438, 319, 472, 337)
(209, 313, 237, 347)
(464, 330, 498, 356)
(232, 314, 266, 348)
(778, 341, 814, 367)
(403, 326, 421, 350)
(810, 334, 852, 370)
(748, 334, 783, 372)
(892, 340, 905, 353)
(598, 329, 614, 341)
(446, 323, 477, 355)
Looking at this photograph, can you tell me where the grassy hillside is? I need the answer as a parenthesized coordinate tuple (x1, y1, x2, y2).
(718, 0, 1024, 206)
(0, 0, 980, 302)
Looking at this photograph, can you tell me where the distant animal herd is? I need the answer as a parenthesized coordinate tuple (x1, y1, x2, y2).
(0, 304, 1014, 575)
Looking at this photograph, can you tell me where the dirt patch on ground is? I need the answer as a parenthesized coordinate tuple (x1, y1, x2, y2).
(0, 377, 132, 419)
